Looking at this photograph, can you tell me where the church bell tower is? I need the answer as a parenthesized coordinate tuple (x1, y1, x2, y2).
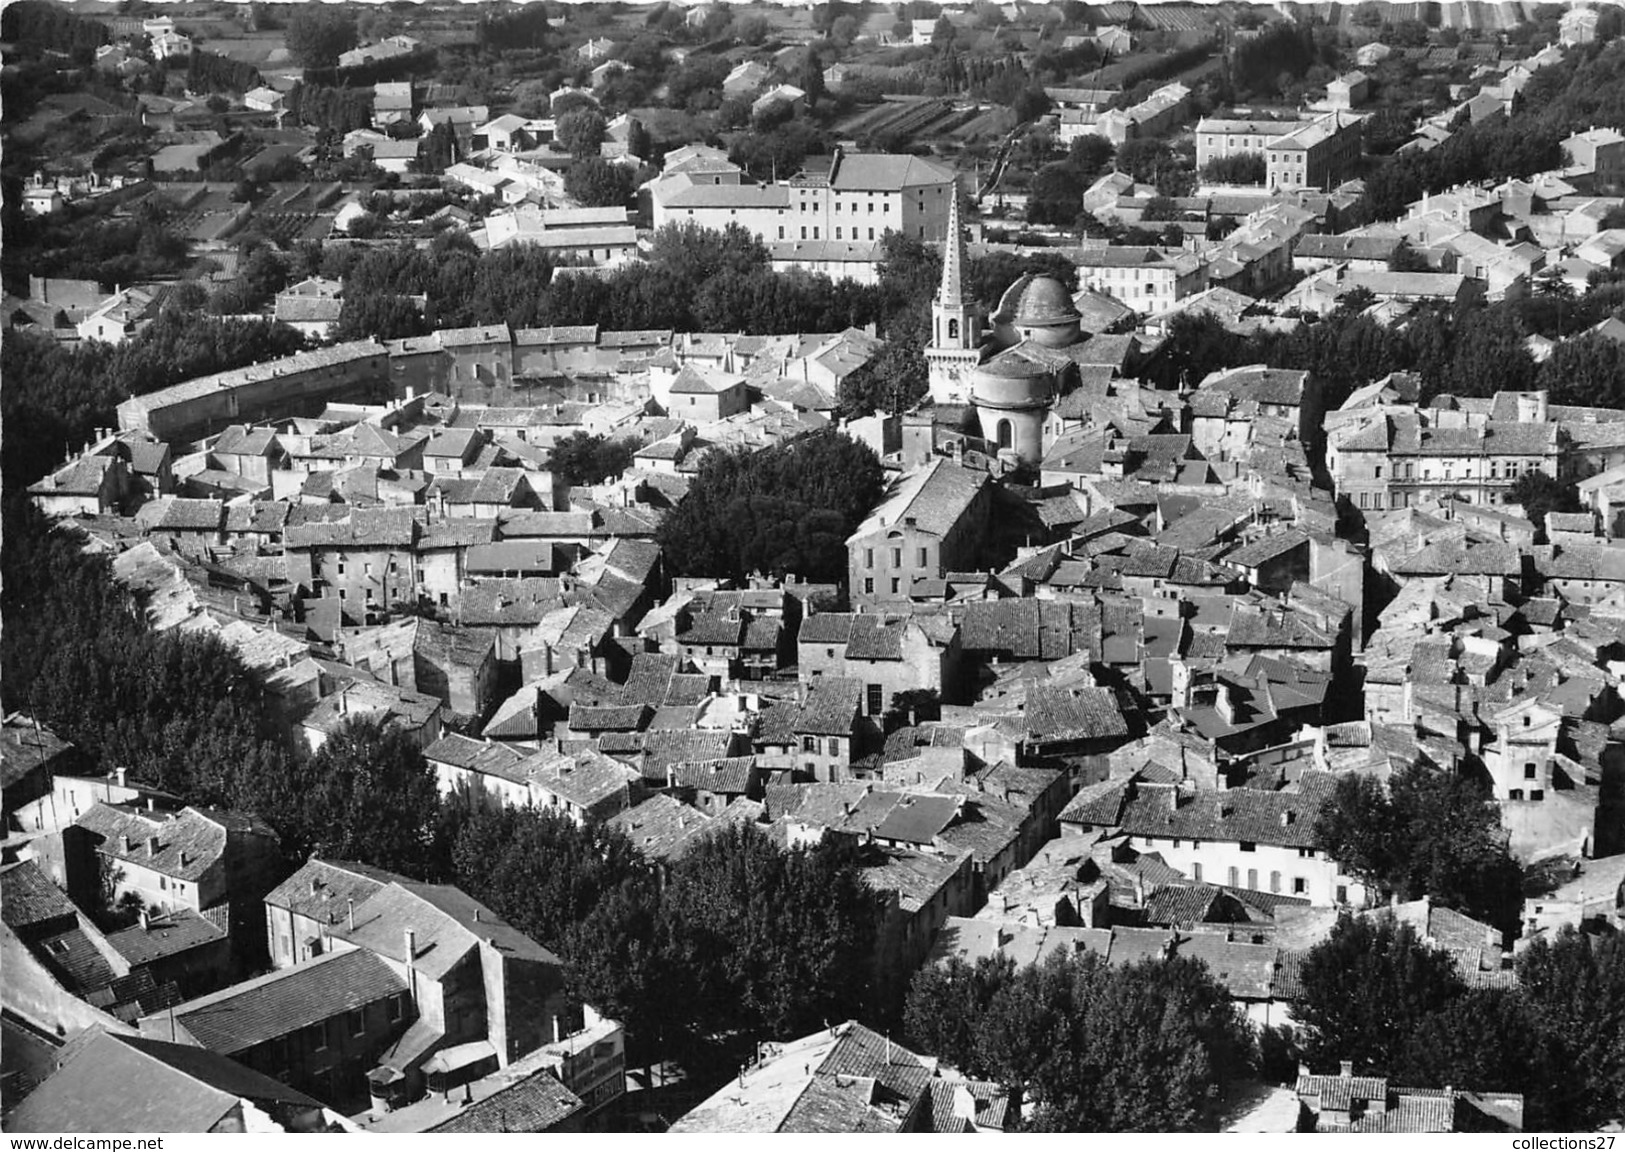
(925, 188, 984, 405)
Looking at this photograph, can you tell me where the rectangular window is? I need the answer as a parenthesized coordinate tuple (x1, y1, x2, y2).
(867, 684, 883, 716)
(890, 577, 900, 594)
(802, 736, 815, 752)
(1293, 877, 1308, 895)
(865, 548, 874, 569)
(863, 577, 874, 595)
(891, 548, 902, 568)
(348, 1009, 364, 1037)
(1239, 841, 1256, 853)
(1525, 763, 1538, 779)
(835, 227, 842, 240)
(827, 738, 840, 757)
(916, 547, 928, 568)
(1270, 871, 1281, 893)
(1247, 868, 1258, 890)
(1190, 862, 1202, 882)
(1227, 866, 1239, 887)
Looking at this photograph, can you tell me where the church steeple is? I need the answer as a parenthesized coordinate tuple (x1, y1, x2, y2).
(938, 185, 969, 309)
(931, 186, 979, 353)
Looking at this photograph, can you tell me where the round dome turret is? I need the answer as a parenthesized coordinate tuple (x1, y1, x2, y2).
(992, 273, 1083, 348)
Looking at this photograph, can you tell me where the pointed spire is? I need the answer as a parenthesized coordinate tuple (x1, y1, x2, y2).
(938, 184, 969, 308)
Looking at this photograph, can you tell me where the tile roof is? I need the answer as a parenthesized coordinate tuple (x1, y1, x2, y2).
(4, 1029, 321, 1133)
(847, 458, 987, 543)
(76, 804, 271, 882)
(334, 878, 559, 979)
(1023, 685, 1129, 742)
(1116, 779, 1326, 849)
(607, 794, 715, 861)
(0, 716, 78, 788)
(426, 1058, 584, 1133)
(265, 859, 399, 925)
(423, 733, 530, 783)
(104, 908, 229, 967)
(794, 677, 863, 736)
(0, 860, 77, 929)
(152, 947, 405, 1055)
(525, 747, 642, 808)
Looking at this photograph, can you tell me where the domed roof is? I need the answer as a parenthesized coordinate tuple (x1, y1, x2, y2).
(994, 273, 1082, 329)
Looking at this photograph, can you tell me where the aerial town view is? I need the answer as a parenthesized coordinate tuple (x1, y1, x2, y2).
(2, 0, 1625, 1136)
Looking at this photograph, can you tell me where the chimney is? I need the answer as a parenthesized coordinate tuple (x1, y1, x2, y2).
(140, 908, 151, 931)
(146, 796, 154, 812)
(553, 1016, 563, 1044)
(310, 876, 322, 896)
(116, 767, 128, 788)
(473, 908, 481, 923)
(347, 898, 356, 932)
(1340, 1060, 1354, 1079)
(122, 835, 135, 853)
(1299, 1061, 1312, 1080)
(404, 927, 417, 962)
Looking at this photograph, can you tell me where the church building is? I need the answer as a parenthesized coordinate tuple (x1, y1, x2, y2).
(924, 195, 1105, 467)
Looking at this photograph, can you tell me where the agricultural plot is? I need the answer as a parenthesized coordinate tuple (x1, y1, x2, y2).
(835, 97, 978, 139)
(197, 35, 291, 68)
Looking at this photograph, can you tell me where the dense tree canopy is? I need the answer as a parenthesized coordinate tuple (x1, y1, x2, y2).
(835, 332, 928, 420)
(1516, 928, 1625, 1128)
(451, 811, 882, 1078)
(1509, 472, 1584, 538)
(1294, 913, 1467, 1074)
(1314, 763, 1524, 933)
(285, 5, 358, 69)
(655, 430, 884, 583)
(240, 717, 444, 877)
(548, 431, 637, 486)
(1, 507, 287, 809)
(556, 108, 608, 158)
(450, 805, 644, 949)
(905, 950, 1253, 1130)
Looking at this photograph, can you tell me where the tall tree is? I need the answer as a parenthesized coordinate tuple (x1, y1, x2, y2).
(556, 108, 608, 158)
(451, 805, 643, 948)
(1294, 912, 1465, 1072)
(1516, 928, 1625, 1128)
(834, 334, 927, 420)
(285, 5, 358, 69)
(1398, 989, 1565, 1128)
(1508, 471, 1583, 538)
(1313, 763, 1523, 934)
(654, 430, 884, 583)
(246, 717, 443, 878)
(904, 955, 1016, 1074)
(905, 948, 1254, 1130)
(548, 431, 637, 486)
(564, 158, 635, 207)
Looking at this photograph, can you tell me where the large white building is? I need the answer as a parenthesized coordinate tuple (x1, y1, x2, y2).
(649, 146, 959, 279)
